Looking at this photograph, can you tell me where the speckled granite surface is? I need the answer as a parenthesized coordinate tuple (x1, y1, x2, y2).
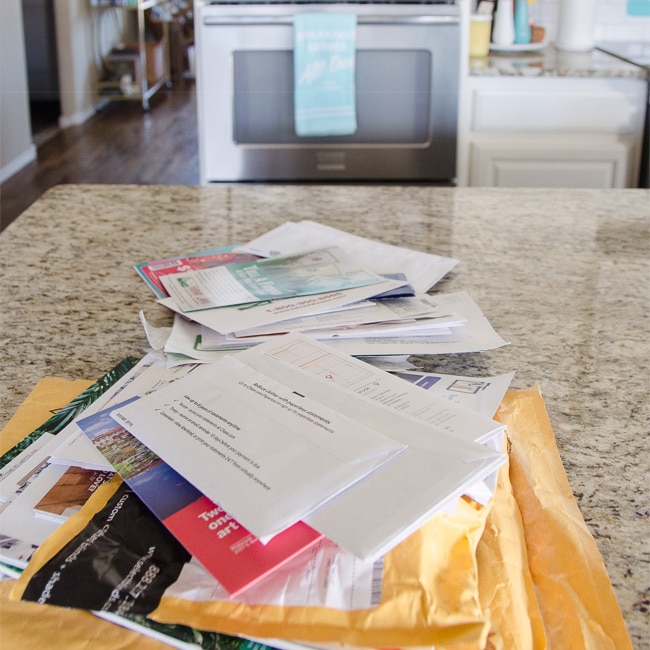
(1, 185, 648, 644)
(470, 43, 649, 78)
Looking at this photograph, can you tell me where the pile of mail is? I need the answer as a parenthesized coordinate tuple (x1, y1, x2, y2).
(2, 221, 517, 649)
(138, 220, 509, 362)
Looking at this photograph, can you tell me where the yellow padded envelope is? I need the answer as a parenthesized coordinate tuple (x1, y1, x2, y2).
(0, 377, 93, 455)
(492, 387, 632, 650)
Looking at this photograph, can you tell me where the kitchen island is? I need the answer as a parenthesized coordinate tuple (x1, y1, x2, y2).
(0, 185, 648, 646)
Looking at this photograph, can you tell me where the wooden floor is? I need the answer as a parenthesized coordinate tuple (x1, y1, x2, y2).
(0, 80, 199, 231)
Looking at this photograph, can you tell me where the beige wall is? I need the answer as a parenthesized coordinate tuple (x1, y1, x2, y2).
(0, 0, 36, 183)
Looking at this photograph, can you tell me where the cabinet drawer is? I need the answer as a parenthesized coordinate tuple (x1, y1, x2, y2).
(470, 77, 647, 134)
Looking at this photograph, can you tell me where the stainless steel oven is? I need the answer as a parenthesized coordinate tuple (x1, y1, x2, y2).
(195, 1, 461, 183)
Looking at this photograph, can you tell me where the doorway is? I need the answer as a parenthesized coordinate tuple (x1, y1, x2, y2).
(22, 0, 60, 145)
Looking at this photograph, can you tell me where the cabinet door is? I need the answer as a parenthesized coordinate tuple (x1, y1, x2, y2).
(457, 76, 648, 188)
(469, 134, 638, 188)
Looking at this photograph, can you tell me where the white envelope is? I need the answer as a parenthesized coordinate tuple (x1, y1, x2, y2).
(237, 220, 459, 293)
(326, 291, 509, 356)
(111, 356, 406, 542)
(235, 333, 506, 560)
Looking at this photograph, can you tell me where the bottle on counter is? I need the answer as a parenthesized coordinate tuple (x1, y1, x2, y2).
(556, 0, 597, 51)
(470, 13, 493, 57)
(492, 0, 515, 46)
(514, 0, 531, 44)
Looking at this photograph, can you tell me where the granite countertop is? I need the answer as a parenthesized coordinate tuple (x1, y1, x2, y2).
(1, 185, 648, 644)
(470, 43, 649, 78)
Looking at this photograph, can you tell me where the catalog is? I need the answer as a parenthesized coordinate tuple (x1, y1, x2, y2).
(0, 462, 71, 569)
(33, 465, 115, 524)
(0, 355, 191, 572)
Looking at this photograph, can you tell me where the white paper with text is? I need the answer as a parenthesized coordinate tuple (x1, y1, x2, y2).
(111, 357, 406, 542)
(231, 334, 506, 559)
(158, 277, 407, 336)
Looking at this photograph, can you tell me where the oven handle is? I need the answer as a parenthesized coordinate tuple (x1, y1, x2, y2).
(202, 15, 460, 26)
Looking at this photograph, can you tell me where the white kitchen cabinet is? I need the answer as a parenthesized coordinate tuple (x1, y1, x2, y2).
(458, 75, 648, 188)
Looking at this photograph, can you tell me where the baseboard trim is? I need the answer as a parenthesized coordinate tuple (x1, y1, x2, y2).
(0, 144, 37, 184)
(58, 105, 97, 129)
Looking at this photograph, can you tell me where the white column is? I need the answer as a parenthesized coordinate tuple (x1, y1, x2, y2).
(53, 0, 97, 127)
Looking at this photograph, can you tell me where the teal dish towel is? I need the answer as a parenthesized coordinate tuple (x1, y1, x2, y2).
(293, 13, 358, 137)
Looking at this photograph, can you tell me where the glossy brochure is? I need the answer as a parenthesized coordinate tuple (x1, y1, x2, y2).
(160, 247, 390, 312)
(78, 400, 323, 597)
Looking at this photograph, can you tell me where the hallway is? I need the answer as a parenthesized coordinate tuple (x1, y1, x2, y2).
(0, 82, 198, 231)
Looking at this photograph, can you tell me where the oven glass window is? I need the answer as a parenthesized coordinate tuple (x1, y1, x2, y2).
(233, 50, 432, 144)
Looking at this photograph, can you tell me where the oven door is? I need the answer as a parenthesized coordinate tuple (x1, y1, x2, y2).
(196, 3, 461, 182)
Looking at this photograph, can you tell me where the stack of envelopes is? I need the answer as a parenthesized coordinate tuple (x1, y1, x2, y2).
(138, 220, 509, 362)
